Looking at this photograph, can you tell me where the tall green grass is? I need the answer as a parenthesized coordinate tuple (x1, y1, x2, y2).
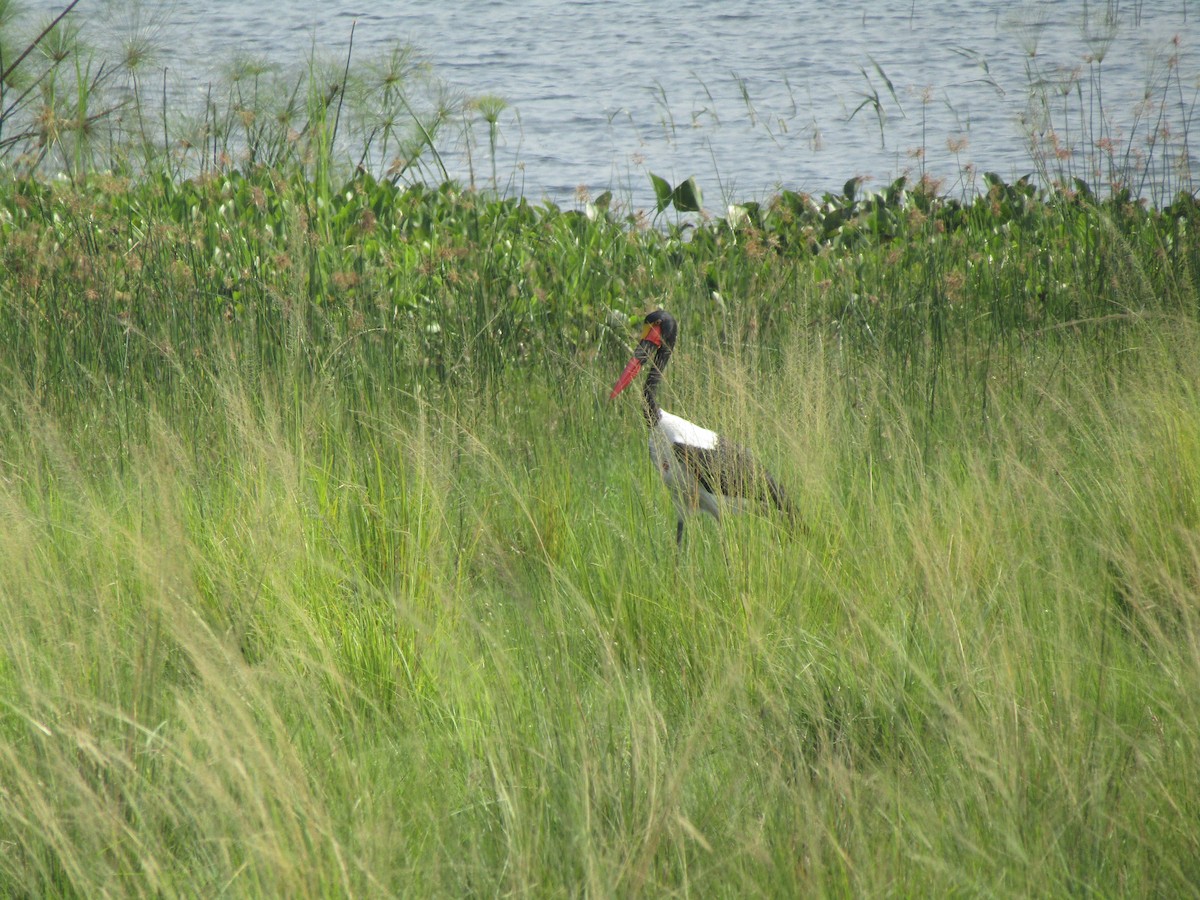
(1, 299, 1200, 895)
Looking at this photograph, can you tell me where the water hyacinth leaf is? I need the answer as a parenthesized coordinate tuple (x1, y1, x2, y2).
(672, 176, 702, 213)
(649, 172, 673, 213)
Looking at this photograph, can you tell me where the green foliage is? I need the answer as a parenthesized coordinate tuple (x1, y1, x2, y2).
(3, 162, 1195, 408)
(650, 172, 703, 216)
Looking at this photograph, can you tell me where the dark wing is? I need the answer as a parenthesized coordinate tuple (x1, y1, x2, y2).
(672, 437, 797, 521)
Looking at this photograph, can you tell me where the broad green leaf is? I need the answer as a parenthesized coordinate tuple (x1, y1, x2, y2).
(672, 176, 702, 213)
(649, 173, 673, 213)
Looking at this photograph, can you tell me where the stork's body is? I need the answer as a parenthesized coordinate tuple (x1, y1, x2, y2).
(610, 310, 796, 544)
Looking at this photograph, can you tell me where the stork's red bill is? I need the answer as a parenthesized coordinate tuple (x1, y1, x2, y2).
(608, 322, 663, 400)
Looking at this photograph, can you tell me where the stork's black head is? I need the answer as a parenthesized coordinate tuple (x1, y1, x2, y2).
(609, 309, 678, 399)
(642, 309, 678, 351)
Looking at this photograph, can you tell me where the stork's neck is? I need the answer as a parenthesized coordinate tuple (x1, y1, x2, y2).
(642, 347, 671, 426)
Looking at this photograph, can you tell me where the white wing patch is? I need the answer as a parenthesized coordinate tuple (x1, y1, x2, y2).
(655, 410, 718, 449)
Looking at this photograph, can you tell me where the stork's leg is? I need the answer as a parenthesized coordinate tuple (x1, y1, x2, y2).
(676, 517, 685, 547)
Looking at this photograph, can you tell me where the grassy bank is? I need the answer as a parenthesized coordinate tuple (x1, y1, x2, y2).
(3, 10, 1200, 898)
(1, 163, 1200, 895)
(2, 300, 1200, 895)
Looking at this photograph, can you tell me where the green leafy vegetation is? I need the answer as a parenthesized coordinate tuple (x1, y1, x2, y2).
(2, 8, 1200, 897)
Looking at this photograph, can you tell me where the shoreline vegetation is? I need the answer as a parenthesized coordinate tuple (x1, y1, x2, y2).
(3, 5, 1200, 896)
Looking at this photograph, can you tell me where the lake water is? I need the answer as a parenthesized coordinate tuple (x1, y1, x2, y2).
(14, 0, 1200, 209)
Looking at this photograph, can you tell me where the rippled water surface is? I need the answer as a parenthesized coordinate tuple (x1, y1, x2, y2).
(18, 1, 1200, 206)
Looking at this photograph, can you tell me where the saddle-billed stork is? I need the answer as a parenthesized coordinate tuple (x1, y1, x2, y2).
(609, 309, 797, 545)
